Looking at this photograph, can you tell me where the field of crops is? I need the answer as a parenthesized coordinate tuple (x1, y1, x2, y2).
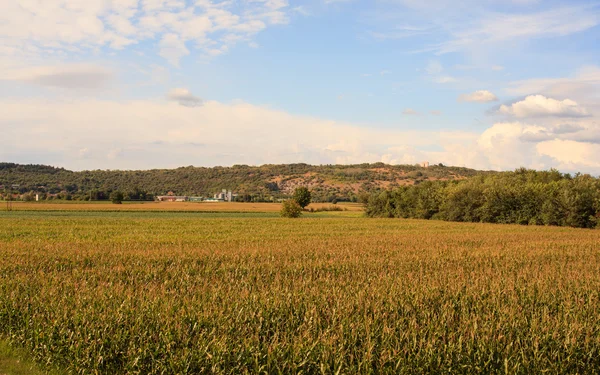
(4, 202, 363, 213)
(1, 209, 599, 374)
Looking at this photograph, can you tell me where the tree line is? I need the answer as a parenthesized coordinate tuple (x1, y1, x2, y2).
(365, 168, 600, 229)
(0, 162, 480, 203)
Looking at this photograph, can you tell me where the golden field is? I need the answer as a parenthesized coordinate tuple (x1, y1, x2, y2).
(0, 209, 599, 374)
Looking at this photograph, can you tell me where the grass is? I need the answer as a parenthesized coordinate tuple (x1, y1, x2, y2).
(0, 210, 599, 374)
(0, 340, 59, 375)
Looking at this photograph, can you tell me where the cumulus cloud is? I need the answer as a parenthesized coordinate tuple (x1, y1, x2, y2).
(459, 90, 498, 103)
(537, 140, 600, 170)
(498, 95, 590, 118)
(472, 120, 600, 171)
(167, 88, 203, 107)
(517, 123, 586, 143)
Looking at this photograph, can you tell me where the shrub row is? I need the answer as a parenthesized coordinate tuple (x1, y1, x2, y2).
(366, 169, 600, 228)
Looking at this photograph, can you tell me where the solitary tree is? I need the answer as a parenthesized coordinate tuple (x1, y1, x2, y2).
(292, 187, 311, 209)
(110, 191, 124, 204)
(280, 199, 302, 218)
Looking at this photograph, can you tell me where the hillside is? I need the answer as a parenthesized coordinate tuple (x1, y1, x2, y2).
(0, 162, 487, 202)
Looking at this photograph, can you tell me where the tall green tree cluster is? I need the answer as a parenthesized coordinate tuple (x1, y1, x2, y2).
(366, 169, 600, 228)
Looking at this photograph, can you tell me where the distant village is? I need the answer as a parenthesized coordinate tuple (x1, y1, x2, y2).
(155, 189, 239, 203)
(0, 184, 240, 203)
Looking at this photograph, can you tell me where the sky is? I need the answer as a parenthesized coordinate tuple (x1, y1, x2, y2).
(1, 0, 599, 173)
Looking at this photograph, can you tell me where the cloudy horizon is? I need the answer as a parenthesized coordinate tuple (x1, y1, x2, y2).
(1, 0, 599, 174)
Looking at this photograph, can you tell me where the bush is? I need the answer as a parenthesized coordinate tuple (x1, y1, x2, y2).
(292, 187, 311, 209)
(309, 205, 346, 212)
(280, 200, 302, 218)
(110, 191, 124, 204)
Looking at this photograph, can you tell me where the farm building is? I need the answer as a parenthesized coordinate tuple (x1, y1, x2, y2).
(156, 195, 189, 202)
(214, 189, 238, 202)
(203, 198, 225, 202)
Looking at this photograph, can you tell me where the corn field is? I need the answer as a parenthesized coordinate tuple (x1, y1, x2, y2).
(1, 212, 599, 374)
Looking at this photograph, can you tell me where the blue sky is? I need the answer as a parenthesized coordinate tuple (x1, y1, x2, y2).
(1, 0, 599, 173)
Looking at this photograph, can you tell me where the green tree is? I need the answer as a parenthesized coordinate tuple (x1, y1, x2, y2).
(110, 191, 124, 204)
(292, 187, 311, 209)
(280, 199, 302, 218)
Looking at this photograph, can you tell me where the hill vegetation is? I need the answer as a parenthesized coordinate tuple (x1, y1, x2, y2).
(0, 162, 483, 202)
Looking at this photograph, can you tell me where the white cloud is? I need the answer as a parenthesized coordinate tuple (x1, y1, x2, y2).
(391, 0, 539, 11)
(0, 0, 289, 66)
(458, 90, 498, 103)
(425, 61, 443, 75)
(402, 108, 419, 115)
(468, 119, 600, 172)
(506, 65, 600, 100)
(432, 76, 457, 84)
(499, 95, 590, 118)
(473, 122, 557, 171)
(158, 33, 189, 66)
(167, 88, 203, 107)
(537, 140, 600, 169)
(475, 122, 540, 169)
(433, 5, 600, 54)
(424, 60, 457, 84)
(292, 6, 310, 16)
(430, 110, 442, 116)
(0, 97, 475, 170)
(1, 97, 599, 174)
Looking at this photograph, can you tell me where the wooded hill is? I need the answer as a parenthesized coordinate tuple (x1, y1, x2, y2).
(0, 162, 485, 202)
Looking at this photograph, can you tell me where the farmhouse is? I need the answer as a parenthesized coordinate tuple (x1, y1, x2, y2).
(156, 195, 188, 202)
